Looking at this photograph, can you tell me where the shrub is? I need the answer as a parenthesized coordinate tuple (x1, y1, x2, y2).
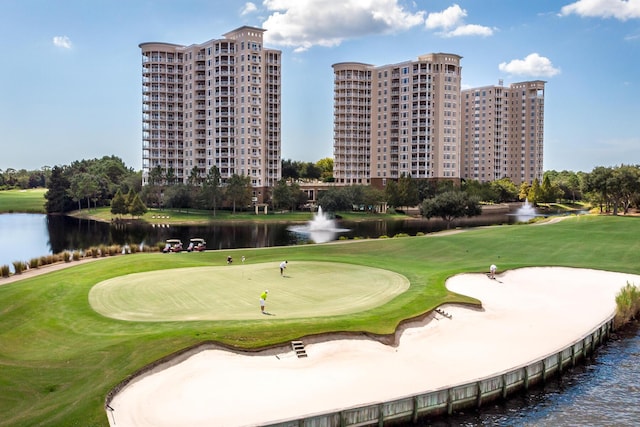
(393, 233, 410, 238)
(12, 261, 26, 274)
(379, 235, 389, 239)
(615, 281, 640, 327)
(1, 265, 10, 278)
(416, 232, 425, 236)
(29, 258, 40, 269)
(63, 252, 71, 263)
(99, 245, 108, 257)
(72, 251, 82, 261)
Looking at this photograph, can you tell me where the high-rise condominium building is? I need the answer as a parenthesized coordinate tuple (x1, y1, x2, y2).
(460, 81, 545, 185)
(332, 53, 463, 187)
(333, 55, 546, 188)
(140, 26, 281, 202)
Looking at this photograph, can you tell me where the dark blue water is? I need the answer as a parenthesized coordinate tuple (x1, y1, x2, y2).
(415, 322, 640, 427)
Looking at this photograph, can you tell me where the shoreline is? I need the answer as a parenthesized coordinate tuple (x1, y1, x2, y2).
(0, 257, 102, 286)
(107, 267, 637, 427)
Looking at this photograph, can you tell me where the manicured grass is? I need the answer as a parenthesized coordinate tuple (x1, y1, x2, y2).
(69, 206, 410, 225)
(1, 215, 640, 426)
(70, 206, 321, 224)
(0, 188, 47, 213)
(88, 261, 409, 321)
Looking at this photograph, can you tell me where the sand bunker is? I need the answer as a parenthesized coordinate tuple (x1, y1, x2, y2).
(106, 267, 640, 427)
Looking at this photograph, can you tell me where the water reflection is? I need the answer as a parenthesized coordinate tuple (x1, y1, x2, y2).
(0, 213, 49, 268)
(0, 207, 544, 268)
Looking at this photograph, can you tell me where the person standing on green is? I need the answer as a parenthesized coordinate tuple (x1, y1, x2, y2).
(260, 290, 269, 313)
(280, 260, 288, 276)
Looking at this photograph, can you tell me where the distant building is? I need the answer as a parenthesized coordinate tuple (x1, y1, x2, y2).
(139, 26, 281, 203)
(332, 54, 545, 188)
(461, 80, 546, 185)
(333, 53, 463, 187)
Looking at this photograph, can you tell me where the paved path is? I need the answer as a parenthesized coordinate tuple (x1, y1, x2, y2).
(0, 257, 101, 286)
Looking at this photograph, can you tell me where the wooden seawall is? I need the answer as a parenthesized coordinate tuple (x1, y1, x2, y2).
(262, 317, 614, 427)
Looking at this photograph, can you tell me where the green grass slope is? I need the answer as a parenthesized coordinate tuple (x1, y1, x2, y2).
(0, 188, 47, 213)
(0, 215, 639, 426)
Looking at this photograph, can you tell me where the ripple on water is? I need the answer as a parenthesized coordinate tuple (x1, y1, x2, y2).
(410, 321, 640, 427)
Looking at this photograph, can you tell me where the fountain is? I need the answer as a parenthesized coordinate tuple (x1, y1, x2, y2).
(287, 206, 349, 243)
(308, 206, 337, 231)
(515, 198, 537, 222)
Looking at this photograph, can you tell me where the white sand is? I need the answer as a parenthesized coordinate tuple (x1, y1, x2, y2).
(107, 267, 640, 427)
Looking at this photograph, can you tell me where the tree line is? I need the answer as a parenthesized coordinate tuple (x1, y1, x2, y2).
(4, 158, 639, 218)
(43, 156, 141, 213)
(0, 167, 48, 189)
(143, 164, 252, 214)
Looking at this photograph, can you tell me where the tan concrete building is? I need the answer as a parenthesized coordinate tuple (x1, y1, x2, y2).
(333, 55, 546, 189)
(140, 26, 281, 202)
(332, 53, 463, 187)
(461, 80, 545, 185)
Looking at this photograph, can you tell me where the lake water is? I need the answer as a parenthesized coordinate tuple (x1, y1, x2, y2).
(422, 322, 640, 427)
(1, 212, 638, 426)
(0, 211, 520, 267)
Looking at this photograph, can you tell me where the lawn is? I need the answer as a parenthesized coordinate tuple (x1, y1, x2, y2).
(69, 205, 411, 225)
(88, 261, 409, 321)
(0, 188, 47, 213)
(1, 215, 639, 426)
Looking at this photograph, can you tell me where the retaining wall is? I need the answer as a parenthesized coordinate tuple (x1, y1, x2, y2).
(262, 317, 614, 427)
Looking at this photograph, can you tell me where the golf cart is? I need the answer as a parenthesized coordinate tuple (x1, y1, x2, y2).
(163, 239, 183, 253)
(188, 238, 206, 252)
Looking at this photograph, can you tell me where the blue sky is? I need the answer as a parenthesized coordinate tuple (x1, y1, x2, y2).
(0, 0, 638, 173)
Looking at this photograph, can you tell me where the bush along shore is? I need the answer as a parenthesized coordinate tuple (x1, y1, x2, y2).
(615, 281, 640, 327)
(1, 243, 158, 279)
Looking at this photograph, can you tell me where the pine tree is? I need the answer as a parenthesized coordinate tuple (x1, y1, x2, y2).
(125, 189, 136, 212)
(110, 189, 127, 217)
(129, 194, 148, 218)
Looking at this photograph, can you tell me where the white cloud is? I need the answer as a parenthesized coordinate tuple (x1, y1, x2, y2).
(241, 2, 258, 16)
(447, 24, 494, 37)
(425, 4, 494, 37)
(498, 53, 561, 78)
(261, 0, 425, 52)
(52, 35, 72, 49)
(425, 4, 465, 29)
(560, 0, 640, 21)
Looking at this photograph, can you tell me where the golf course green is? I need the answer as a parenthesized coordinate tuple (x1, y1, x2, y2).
(1, 215, 640, 426)
(89, 261, 409, 321)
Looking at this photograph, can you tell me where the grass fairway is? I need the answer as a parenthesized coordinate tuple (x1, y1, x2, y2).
(0, 188, 46, 213)
(69, 205, 410, 225)
(89, 262, 409, 321)
(1, 215, 640, 426)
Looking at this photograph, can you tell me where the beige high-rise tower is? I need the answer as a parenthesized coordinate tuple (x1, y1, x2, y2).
(140, 26, 281, 202)
(332, 53, 463, 187)
(461, 81, 545, 185)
